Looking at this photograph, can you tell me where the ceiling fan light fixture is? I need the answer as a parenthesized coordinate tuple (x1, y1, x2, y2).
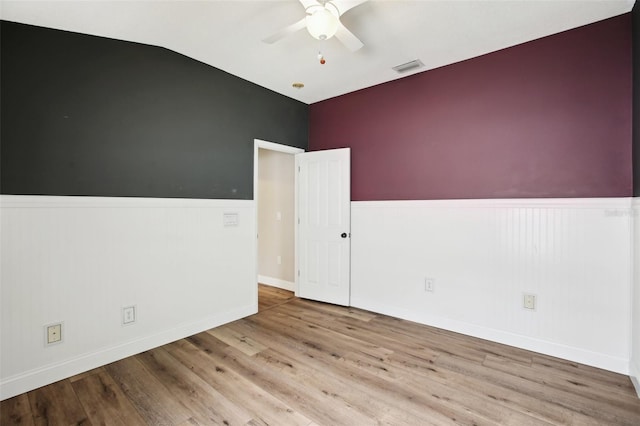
(306, 7, 338, 40)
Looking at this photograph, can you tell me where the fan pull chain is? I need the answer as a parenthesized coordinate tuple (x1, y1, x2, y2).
(317, 51, 326, 65)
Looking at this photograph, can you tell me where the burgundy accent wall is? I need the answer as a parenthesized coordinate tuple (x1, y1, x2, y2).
(310, 14, 632, 201)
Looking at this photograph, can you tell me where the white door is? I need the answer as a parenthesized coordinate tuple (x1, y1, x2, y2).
(296, 148, 350, 306)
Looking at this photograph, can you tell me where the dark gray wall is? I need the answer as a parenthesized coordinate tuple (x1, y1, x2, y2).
(634, 3, 640, 196)
(0, 21, 308, 199)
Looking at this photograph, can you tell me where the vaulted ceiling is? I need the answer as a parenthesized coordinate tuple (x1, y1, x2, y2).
(1, 0, 635, 104)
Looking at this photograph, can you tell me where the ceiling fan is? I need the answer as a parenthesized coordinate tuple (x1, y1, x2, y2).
(263, 0, 368, 52)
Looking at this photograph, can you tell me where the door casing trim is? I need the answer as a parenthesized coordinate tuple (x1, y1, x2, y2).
(253, 139, 305, 303)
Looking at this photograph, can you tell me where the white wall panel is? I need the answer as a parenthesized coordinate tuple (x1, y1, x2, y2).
(632, 198, 640, 396)
(0, 195, 256, 400)
(352, 198, 632, 374)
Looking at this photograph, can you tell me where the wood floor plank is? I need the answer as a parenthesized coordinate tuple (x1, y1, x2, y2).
(268, 301, 451, 362)
(256, 300, 640, 426)
(189, 332, 381, 425)
(243, 419, 274, 426)
(72, 370, 147, 426)
(368, 311, 535, 365)
(311, 303, 532, 370)
(531, 354, 637, 394)
(104, 356, 192, 426)
(193, 329, 453, 425)
(166, 338, 313, 426)
(203, 329, 439, 425)
(136, 347, 254, 425)
(482, 354, 640, 424)
(345, 350, 549, 426)
(207, 326, 268, 356)
(68, 367, 106, 383)
(255, 348, 475, 426)
(0, 394, 34, 425)
(435, 347, 638, 425)
(241, 312, 499, 425)
(257, 284, 295, 312)
(527, 356, 639, 402)
(175, 418, 202, 426)
(222, 323, 430, 425)
(296, 297, 378, 322)
(287, 299, 517, 366)
(242, 311, 395, 362)
(255, 304, 524, 424)
(386, 350, 601, 426)
(28, 380, 91, 426)
(291, 298, 531, 368)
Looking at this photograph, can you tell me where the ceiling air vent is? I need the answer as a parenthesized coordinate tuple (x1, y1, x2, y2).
(392, 59, 424, 74)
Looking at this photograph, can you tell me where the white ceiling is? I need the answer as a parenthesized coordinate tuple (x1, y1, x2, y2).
(0, 0, 635, 104)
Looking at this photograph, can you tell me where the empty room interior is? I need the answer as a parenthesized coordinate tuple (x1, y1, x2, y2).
(2, 0, 640, 424)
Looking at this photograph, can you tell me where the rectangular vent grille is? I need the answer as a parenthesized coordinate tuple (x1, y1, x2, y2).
(392, 59, 424, 74)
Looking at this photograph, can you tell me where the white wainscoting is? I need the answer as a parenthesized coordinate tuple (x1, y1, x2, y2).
(351, 198, 632, 374)
(0, 195, 256, 400)
(632, 198, 640, 396)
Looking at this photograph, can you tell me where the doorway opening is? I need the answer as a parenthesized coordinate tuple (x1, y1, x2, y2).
(253, 139, 304, 310)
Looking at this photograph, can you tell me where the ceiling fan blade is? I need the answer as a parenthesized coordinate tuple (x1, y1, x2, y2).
(262, 18, 307, 44)
(298, 0, 319, 11)
(332, 0, 368, 16)
(335, 22, 364, 52)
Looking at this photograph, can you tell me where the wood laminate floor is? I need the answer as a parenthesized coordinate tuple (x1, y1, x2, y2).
(257, 284, 296, 312)
(2, 284, 640, 425)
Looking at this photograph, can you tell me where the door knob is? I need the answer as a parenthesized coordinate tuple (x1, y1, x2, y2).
(341, 233, 348, 238)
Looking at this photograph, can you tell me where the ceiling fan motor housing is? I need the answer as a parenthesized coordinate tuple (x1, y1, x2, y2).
(306, 3, 340, 40)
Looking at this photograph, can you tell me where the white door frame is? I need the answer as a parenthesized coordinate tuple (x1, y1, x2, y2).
(253, 139, 304, 309)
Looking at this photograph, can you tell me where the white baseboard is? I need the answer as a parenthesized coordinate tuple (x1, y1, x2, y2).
(351, 296, 629, 375)
(0, 304, 255, 400)
(258, 275, 295, 292)
(631, 359, 640, 398)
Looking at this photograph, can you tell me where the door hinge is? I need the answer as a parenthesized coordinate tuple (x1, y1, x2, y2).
(298, 270, 300, 277)
(298, 217, 300, 224)
(298, 166, 300, 172)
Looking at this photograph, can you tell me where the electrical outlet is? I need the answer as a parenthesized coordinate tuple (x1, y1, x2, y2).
(45, 322, 63, 346)
(425, 278, 435, 292)
(122, 305, 136, 325)
(523, 294, 536, 310)
(277, 255, 282, 265)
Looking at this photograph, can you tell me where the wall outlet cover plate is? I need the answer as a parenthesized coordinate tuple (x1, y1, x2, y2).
(122, 305, 137, 325)
(523, 294, 536, 310)
(44, 322, 63, 346)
